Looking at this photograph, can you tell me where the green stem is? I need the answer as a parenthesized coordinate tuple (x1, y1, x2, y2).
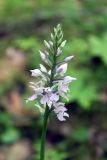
(40, 106, 50, 160)
(40, 33, 58, 160)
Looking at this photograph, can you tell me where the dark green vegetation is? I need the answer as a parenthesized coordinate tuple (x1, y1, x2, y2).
(0, 0, 107, 159)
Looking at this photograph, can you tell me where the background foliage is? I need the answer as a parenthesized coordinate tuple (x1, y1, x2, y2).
(0, 0, 107, 160)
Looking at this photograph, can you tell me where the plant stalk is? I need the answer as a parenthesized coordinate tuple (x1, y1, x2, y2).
(40, 106, 50, 160)
(40, 31, 58, 160)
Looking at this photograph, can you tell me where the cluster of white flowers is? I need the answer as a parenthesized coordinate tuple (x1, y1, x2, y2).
(27, 24, 76, 121)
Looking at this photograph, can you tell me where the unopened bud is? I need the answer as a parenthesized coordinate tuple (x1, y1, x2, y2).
(64, 56, 74, 62)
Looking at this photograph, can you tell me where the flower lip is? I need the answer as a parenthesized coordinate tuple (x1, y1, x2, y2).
(53, 102, 69, 121)
(40, 88, 59, 108)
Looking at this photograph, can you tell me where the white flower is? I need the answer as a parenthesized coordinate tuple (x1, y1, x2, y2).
(58, 76, 76, 99)
(30, 65, 48, 81)
(40, 87, 59, 108)
(26, 81, 44, 103)
(30, 69, 42, 77)
(30, 82, 44, 94)
(53, 102, 69, 121)
(56, 63, 68, 74)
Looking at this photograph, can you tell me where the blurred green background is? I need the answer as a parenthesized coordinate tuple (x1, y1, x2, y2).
(0, 0, 107, 160)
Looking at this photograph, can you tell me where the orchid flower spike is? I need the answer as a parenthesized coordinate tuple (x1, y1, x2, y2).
(27, 24, 76, 121)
